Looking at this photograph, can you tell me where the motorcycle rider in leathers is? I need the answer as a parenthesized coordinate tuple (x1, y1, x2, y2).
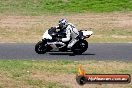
(53, 19, 79, 49)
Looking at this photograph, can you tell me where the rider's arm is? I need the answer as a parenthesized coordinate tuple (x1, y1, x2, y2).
(55, 26, 60, 29)
(50, 26, 60, 30)
(62, 29, 71, 42)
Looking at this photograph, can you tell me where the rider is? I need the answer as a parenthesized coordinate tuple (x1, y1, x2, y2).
(53, 19, 79, 49)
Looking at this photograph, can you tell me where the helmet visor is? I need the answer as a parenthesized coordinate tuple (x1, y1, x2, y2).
(59, 23, 65, 28)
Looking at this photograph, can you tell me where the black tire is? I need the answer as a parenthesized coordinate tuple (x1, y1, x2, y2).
(35, 41, 47, 54)
(76, 76, 87, 85)
(72, 40, 88, 55)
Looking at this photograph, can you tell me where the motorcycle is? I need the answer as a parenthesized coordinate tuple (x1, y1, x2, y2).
(35, 28, 93, 55)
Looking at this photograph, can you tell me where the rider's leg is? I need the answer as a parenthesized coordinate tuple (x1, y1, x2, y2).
(67, 39, 78, 49)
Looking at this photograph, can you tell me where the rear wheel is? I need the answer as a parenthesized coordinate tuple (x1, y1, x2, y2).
(35, 41, 47, 54)
(72, 40, 88, 55)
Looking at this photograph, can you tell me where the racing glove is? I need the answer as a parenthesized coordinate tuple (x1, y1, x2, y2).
(51, 27, 56, 30)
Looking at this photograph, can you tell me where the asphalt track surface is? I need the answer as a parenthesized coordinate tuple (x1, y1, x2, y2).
(0, 43, 132, 61)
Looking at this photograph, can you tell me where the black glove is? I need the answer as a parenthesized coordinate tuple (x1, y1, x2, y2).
(51, 27, 56, 30)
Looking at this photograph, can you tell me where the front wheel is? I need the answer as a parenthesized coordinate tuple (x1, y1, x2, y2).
(35, 41, 47, 54)
(72, 40, 88, 55)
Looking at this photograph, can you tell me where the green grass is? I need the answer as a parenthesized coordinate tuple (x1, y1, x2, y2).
(0, 0, 132, 15)
(0, 60, 131, 74)
(27, 79, 68, 88)
(0, 60, 71, 88)
(0, 60, 131, 88)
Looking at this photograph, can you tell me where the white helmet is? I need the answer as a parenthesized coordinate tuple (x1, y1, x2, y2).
(58, 19, 68, 29)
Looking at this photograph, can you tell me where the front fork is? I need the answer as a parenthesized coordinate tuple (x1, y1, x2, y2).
(42, 39, 47, 43)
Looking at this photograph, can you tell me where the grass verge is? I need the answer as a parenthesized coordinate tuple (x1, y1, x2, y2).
(0, 0, 132, 15)
(0, 13, 132, 43)
(0, 60, 131, 88)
